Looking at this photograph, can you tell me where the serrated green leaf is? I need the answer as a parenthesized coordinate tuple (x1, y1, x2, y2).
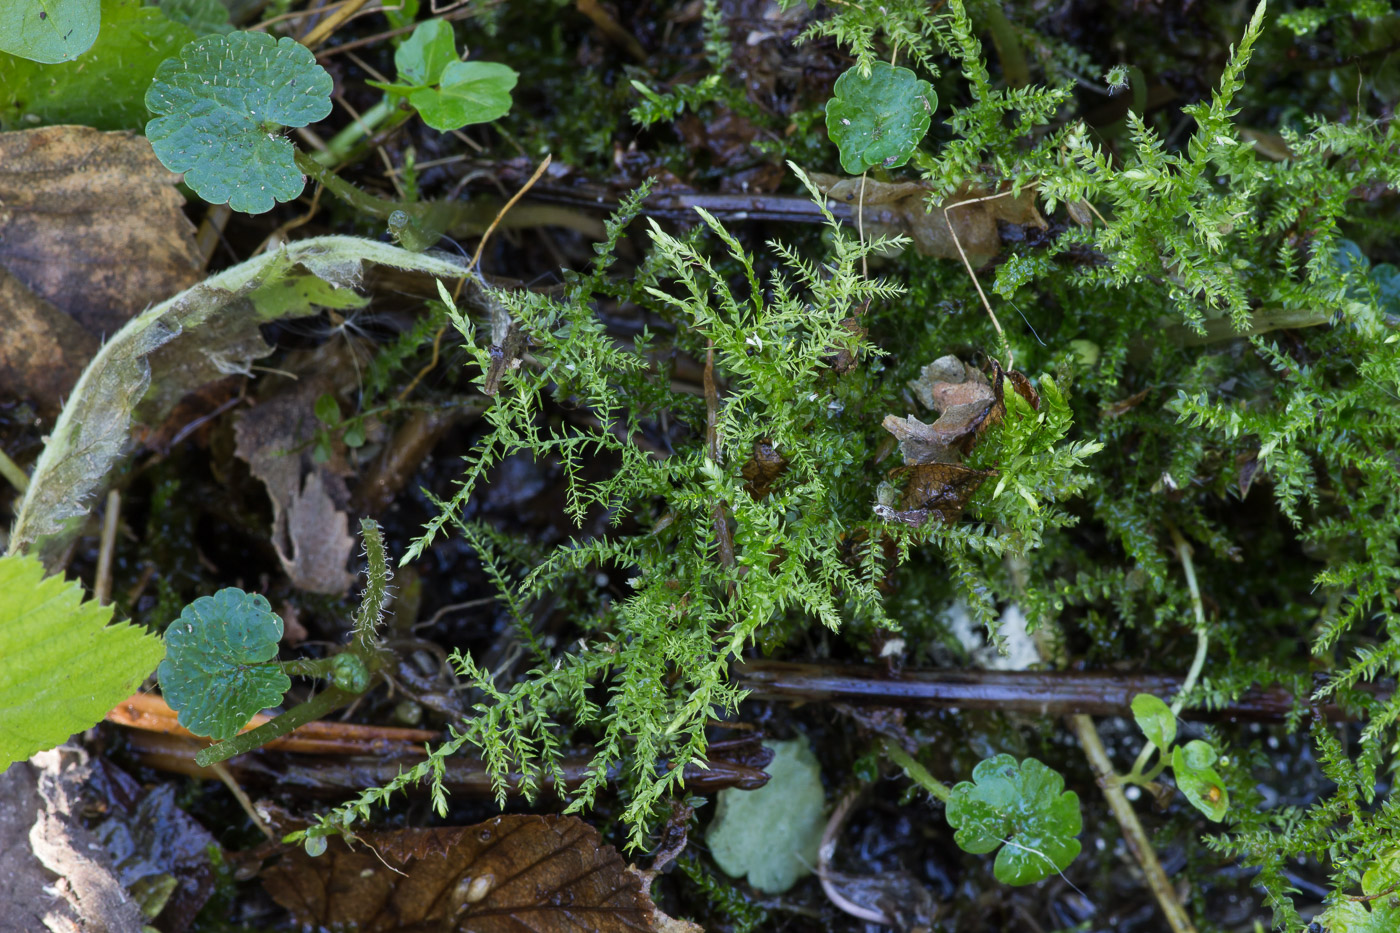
(145, 30, 333, 214)
(946, 754, 1083, 886)
(0, 553, 165, 769)
(824, 62, 934, 175)
(1131, 692, 1176, 752)
(158, 0, 231, 35)
(396, 18, 457, 87)
(0, 0, 99, 64)
(0, 0, 194, 131)
(1171, 740, 1228, 821)
(158, 587, 290, 740)
(409, 60, 518, 132)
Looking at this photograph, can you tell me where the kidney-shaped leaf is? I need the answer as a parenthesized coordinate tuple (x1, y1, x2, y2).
(158, 587, 289, 740)
(1171, 739, 1228, 822)
(0, 0, 99, 63)
(946, 754, 1082, 886)
(145, 31, 333, 213)
(262, 815, 657, 932)
(825, 62, 934, 175)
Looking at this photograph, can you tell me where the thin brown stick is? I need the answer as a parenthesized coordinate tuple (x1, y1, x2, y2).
(942, 190, 1019, 368)
(469, 153, 552, 271)
(299, 0, 373, 49)
(1069, 713, 1198, 933)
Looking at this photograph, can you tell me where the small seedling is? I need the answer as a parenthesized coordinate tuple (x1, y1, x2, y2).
(1124, 692, 1229, 821)
(368, 19, 518, 132)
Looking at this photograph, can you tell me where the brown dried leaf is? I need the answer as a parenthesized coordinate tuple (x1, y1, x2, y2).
(261, 815, 657, 933)
(814, 175, 1044, 267)
(1100, 387, 1152, 420)
(233, 379, 356, 596)
(893, 462, 996, 522)
(740, 438, 789, 498)
(0, 127, 201, 411)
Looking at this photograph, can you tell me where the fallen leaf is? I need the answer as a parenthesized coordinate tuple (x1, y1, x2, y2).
(740, 438, 789, 498)
(9, 236, 469, 570)
(706, 738, 825, 894)
(234, 379, 357, 595)
(892, 462, 996, 522)
(813, 174, 1044, 267)
(0, 126, 201, 411)
(26, 747, 150, 933)
(261, 815, 657, 933)
(1100, 387, 1152, 420)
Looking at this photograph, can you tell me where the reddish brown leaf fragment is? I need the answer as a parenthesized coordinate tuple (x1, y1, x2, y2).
(894, 462, 996, 522)
(1101, 387, 1152, 420)
(261, 815, 657, 933)
(740, 438, 789, 498)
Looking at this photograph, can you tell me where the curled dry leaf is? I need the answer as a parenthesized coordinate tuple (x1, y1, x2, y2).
(812, 174, 1044, 268)
(0, 126, 201, 412)
(261, 814, 657, 933)
(892, 462, 996, 522)
(740, 438, 789, 498)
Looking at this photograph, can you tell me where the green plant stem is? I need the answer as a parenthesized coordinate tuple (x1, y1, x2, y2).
(279, 657, 339, 679)
(1069, 713, 1198, 933)
(295, 148, 402, 220)
(0, 447, 28, 493)
(314, 96, 404, 166)
(883, 739, 952, 802)
(1128, 521, 1210, 780)
(195, 685, 359, 767)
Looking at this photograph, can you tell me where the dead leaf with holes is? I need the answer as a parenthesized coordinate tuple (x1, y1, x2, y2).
(261, 814, 658, 933)
(0, 126, 202, 413)
(812, 174, 1044, 267)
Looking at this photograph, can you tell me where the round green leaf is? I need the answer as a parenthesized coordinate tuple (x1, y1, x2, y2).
(409, 60, 518, 132)
(1130, 692, 1176, 752)
(395, 18, 456, 87)
(157, 587, 290, 740)
(1171, 740, 1228, 821)
(144, 30, 333, 214)
(0, 0, 99, 64)
(946, 754, 1083, 886)
(825, 62, 934, 175)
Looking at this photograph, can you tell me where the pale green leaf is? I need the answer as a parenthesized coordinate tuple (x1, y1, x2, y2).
(1171, 740, 1228, 821)
(706, 739, 826, 893)
(395, 18, 456, 87)
(0, 0, 99, 64)
(410, 60, 518, 131)
(0, 553, 165, 769)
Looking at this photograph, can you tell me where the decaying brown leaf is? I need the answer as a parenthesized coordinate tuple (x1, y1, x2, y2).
(261, 815, 657, 933)
(893, 462, 997, 522)
(812, 174, 1044, 267)
(741, 438, 789, 498)
(0, 126, 201, 412)
(1100, 387, 1152, 420)
(234, 376, 357, 596)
